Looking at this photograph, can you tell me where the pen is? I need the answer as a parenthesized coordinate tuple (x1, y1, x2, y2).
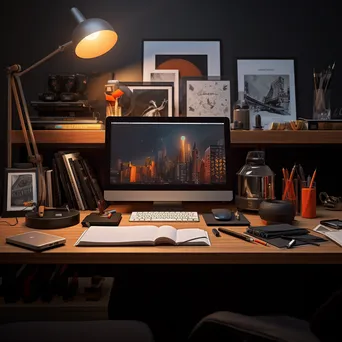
(251, 238, 268, 246)
(281, 235, 320, 247)
(212, 228, 221, 237)
(107, 213, 112, 219)
(218, 228, 253, 243)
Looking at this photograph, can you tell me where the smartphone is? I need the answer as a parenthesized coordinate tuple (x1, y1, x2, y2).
(320, 219, 342, 230)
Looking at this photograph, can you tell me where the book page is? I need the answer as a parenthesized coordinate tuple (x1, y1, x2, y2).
(176, 229, 210, 246)
(75, 226, 158, 246)
(155, 225, 177, 244)
(325, 231, 342, 247)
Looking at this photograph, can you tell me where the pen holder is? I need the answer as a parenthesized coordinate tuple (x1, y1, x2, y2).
(313, 89, 331, 120)
(282, 178, 300, 214)
(301, 181, 316, 218)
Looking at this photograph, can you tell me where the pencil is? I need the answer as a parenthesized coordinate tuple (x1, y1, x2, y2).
(283, 165, 296, 199)
(309, 169, 317, 189)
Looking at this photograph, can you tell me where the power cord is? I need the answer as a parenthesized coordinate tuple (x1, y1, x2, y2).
(0, 217, 18, 226)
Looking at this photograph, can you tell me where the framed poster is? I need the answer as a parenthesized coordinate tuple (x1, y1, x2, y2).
(184, 78, 231, 117)
(122, 82, 173, 117)
(237, 59, 297, 129)
(149, 69, 180, 116)
(143, 40, 221, 81)
(2, 168, 38, 217)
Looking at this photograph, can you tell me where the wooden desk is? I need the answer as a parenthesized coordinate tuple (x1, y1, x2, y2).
(1, 207, 342, 264)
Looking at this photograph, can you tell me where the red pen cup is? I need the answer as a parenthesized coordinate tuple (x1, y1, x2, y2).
(301, 181, 316, 218)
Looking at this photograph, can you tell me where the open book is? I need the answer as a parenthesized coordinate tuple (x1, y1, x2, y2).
(75, 225, 210, 246)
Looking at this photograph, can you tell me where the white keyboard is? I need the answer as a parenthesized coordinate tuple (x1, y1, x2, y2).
(129, 211, 200, 222)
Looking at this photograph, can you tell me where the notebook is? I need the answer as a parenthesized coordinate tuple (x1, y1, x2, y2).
(324, 231, 342, 247)
(75, 225, 211, 246)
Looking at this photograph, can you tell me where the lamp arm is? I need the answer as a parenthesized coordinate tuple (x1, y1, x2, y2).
(7, 40, 72, 205)
(18, 41, 73, 77)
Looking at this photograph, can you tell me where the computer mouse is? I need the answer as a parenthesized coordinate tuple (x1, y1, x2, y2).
(211, 208, 232, 221)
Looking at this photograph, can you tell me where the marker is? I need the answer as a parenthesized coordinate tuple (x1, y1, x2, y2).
(212, 228, 221, 237)
(107, 213, 112, 219)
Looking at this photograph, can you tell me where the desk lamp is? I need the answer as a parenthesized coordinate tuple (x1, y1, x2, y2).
(7, 7, 117, 213)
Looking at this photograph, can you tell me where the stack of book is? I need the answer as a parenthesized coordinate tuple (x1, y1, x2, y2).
(46, 151, 104, 210)
(30, 100, 104, 130)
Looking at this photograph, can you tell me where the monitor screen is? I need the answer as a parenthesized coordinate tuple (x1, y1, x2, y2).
(105, 117, 230, 191)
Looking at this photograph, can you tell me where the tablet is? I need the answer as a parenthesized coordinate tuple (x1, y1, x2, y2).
(6, 231, 66, 251)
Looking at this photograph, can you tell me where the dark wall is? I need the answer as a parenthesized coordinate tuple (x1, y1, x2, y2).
(1, 0, 340, 208)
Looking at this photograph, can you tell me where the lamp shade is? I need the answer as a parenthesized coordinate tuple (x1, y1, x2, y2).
(71, 8, 118, 59)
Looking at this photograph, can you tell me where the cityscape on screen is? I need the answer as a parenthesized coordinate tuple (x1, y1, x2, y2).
(110, 124, 226, 185)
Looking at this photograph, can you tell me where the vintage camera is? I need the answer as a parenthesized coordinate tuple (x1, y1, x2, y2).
(39, 73, 87, 102)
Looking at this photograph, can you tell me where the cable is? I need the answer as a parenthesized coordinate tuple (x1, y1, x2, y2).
(0, 217, 18, 226)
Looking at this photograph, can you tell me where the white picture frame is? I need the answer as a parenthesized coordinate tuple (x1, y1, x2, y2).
(237, 59, 297, 129)
(124, 83, 173, 117)
(185, 79, 231, 117)
(143, 40, 221, 81)
(149, 69, 180, 116)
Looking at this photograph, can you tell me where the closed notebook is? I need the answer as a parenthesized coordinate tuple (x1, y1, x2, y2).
(75, 225, 211, 246)
(246, 224, 309, 239)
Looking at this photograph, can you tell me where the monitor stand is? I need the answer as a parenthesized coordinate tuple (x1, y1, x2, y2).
(152, 201, 183, 211)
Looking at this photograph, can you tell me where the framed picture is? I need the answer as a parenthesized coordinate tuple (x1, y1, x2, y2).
(149, 69, 180, 116)
(121, 82, 173, 117)
(237, 59, 297, 129)
(184, 77, 231, 117)
(2, 168, 38, 217)
(142, 40, 221, 81)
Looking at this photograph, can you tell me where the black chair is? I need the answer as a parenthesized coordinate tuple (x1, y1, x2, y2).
(0, 320, 154, 342)
(188, 287, 342, 342)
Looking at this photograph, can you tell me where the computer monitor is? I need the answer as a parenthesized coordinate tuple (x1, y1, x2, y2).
(104, 116, 232, 206)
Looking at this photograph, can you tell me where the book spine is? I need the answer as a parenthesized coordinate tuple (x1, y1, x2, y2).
(31, 124, 104, 130)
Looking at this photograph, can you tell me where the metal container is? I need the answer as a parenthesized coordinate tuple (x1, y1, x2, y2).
(235, 151, 275, 211)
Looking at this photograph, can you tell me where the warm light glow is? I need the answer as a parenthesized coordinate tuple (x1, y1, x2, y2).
(75, 30, 118, 59)
(181, 136, 185, 141)
(85, 31, 100, 40)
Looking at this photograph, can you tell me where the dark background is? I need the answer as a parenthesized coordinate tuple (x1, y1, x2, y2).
(1, 0, 340, 209)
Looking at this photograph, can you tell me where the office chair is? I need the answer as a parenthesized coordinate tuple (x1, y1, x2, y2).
(188, 286, 342, 342)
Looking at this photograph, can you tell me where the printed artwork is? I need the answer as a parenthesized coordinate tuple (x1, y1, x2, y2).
(127, 86, 173, 117)
(10, 174, 33, 207)
(186, 80, 231, 117)
(244, 75, 290, 117)
(150, 70, 179, 116)
(237, 59, 296, 129)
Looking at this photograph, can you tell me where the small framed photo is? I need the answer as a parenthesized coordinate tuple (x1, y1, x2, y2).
(237, 59, 297, 128)
(183, 77, 231, 117)
(2, 168, 38, 217)
(142, 40, 221, 81)
(149, 69, 180, 116)
(121, 82, 173, 117)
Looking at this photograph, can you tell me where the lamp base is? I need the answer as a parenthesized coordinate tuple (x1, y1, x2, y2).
(25, 209, 80, 229)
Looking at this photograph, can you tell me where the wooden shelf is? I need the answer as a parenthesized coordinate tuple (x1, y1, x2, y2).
(10, 129, 342, 145)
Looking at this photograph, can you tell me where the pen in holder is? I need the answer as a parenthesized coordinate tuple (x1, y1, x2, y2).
(301, 181, 316, 218)
(282, 178, 300, 214)
(313, 63, 334, 120)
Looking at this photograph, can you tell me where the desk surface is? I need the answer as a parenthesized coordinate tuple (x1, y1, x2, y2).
(1, 206, 342, 264)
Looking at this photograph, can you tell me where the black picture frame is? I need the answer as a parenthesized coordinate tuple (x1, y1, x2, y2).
(119, 82, 174, 117)
(2, 168, 39, 218)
